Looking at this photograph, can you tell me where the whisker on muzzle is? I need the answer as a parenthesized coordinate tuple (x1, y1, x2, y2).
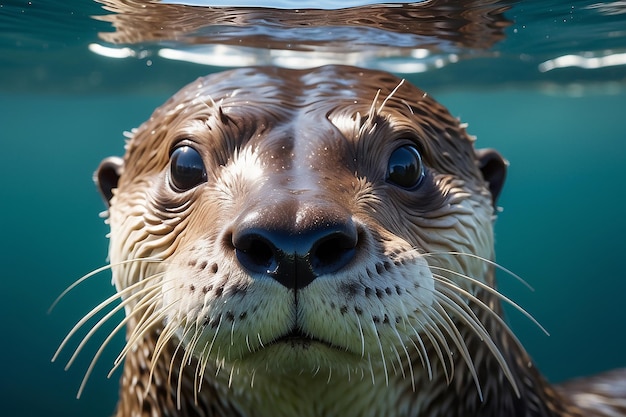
(51, 258, 166, 397)
(48, 257, 163, 314)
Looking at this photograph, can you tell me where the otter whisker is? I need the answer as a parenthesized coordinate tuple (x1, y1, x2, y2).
(62, 284, 162, 371)
(389, 344, 401, 377)
(113, 275, 184, 369)
(110, 296, 169, 373)
(370, 321, 389, 386)
(366, 352, 376, 385)
(421, 303, 461, 386)
(391, 324, 416, 391)
(206, 314, 225, 360)
(428, 264, 548, 336)
(214, 351, 224, 377)
(228, 317, 237, 348)
(433, 287, 520, 397)
(67, 283, 160, 399)
(393, 341, 407, 379)
(107, 303, 165, 379)
(48, 257, 163, 314)
(152, 316, 179, 366)
(423, 251, 533, 291)
(357, 89, 382, 136)
(228, 360, 238, 389)
(77, 290, 161, 398)
(400, 98, 414, 115)
(152, 311, 180, 357)
(194, 339, 212, 396)
(419, 315, 454, 384)
(147, 318, 180, 394)
(53, 271, 165, 365)
(197, 338, 214, 391)
(404, 319, 432, 381)
(171, 322, 196, 410)
(112, 304, 162, 368)
(433, 275, 528, 394)
(354, 312, 366, 358)
(76, 318, 128, 399)
(168, 320, 193, 382)
(392, 294, 434, 381)
(179, 325, 202, 407)
(433, 282, 490, 338)
(377, 79, 405, 115)
(430, 298, 484, 401)
(249, 367, 257, 389)
(393, 295, 431, 385)
(433, 273, 527, 346)
(184, 323, 203, 368)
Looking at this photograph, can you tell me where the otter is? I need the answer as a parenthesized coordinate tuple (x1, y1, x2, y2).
(56, 65, 626, 416)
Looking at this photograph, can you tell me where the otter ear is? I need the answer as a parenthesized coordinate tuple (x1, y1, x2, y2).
(475, 148, 507, 206)
(95, 156, 124, 208)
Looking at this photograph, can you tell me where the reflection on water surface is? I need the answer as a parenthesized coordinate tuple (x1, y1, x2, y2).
(2, 0, 626, 93)
(94, 0, 511, 72)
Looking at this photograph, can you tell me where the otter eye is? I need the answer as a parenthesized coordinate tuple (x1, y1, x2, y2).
(386, 145, 425, 189)
(169, 145, 207, 191)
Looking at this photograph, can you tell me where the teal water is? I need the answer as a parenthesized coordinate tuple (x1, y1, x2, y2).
(1, 1, 626, 417)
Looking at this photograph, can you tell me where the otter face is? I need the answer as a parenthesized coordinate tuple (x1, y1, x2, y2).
(97, 65, 506, 382)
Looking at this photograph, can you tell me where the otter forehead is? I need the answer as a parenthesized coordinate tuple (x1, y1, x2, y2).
(123, 65, 478, 186)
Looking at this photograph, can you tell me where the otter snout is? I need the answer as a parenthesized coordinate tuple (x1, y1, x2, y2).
(230, 202, 359, 290)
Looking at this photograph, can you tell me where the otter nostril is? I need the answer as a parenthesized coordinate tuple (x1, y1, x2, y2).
(233, 233, 279, 275)
(231, 215, 359, 289)
(311, 232, 357, 276)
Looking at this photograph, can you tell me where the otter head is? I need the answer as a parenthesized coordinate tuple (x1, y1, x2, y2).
(96, 65, 507, 395)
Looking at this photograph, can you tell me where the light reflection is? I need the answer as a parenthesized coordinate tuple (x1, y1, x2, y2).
(87, 42, 459, 74)
(158, 46, 259, 67)
(162, 0, 414, 9)
(538, 51, 626, 72)
(88, 43, 136, 59)
(585, 1, 626, 16)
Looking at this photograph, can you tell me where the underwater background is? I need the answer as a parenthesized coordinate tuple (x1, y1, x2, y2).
(1, 1, 625, 416)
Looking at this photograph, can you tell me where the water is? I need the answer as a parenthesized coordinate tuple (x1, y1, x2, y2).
(1, 1, 625, 416)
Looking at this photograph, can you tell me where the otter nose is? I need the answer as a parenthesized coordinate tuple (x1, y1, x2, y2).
(232, 217, 358, 290)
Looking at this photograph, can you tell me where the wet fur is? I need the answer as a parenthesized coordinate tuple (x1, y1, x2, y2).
(55, 65, 626, 417)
